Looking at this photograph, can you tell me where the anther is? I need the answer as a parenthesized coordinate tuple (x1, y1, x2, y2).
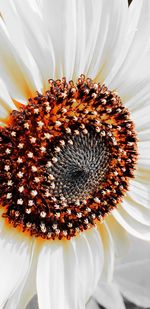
(24, 123, 29, 129)
(44, 133, 52, 139)
(94, 197, 101, 204)
(18, 186, 24, 192)
(55, 121, 61, 127)
(17, 171, 24, 178)
(46, 106, 51, 112)
(17, 199, 23, 205)
(17, 157, 23, 163)
(40, 211, 46, 218)
(31, 166, 37, 172)
(6, 193, 12, 199)
(18, 143, 24, 149)
(7, 180, 13, 186)
(5, 148, 11, 154)
(37, 121, 44, 127)
(34, 177, 40, 183)
(31, 190, 38, 197)
(28, 200, 34, 207)
(26, 208, 31, 214)
(27, 152, 33, 158)
(40, 146, 46, 153)
(30, 137, 36, 143)
(4, 165, 10, 171)
(34, 108, 39, 114)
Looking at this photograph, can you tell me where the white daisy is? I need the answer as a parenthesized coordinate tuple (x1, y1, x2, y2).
(0, 1, 150, 309)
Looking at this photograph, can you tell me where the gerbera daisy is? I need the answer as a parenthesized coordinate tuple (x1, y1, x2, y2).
(0, 0, 150, 308)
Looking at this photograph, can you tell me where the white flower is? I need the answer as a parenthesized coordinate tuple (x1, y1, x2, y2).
(0, 1, 150, 309)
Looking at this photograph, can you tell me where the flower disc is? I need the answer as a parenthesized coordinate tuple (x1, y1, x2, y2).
(0, 75, 138, 240)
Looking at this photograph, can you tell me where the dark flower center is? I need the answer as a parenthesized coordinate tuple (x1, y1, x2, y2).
(0, 75, 138, 240)
(48, 128, 110, 203)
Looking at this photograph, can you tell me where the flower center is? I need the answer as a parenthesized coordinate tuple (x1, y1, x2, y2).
(48, 128, 110, 203)
(0, 75, 138, 240)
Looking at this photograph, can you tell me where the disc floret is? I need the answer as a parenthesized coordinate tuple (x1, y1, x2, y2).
(0, 75, 138, 240)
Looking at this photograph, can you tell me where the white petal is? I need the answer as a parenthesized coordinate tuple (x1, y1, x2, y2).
(123, 81, 150, 112)
(0, 105, 9, 123)
(138, 129, 150, 142)
(71, 228, 104, 305)
(86, 298, 99, 309)
(113, 206, 150, 240)
(122, 197, 150, 226)
(138, 160, 150, 171)
(38, 0, 128, 82)
(137, 142, 150, 170)
(0, 220, 33, 307)
(26, 296, 38, 309)
(114, 236, 150, 308)
(36, 0, 76, 80)
(93, 282, 126, 309)
(86, 0, 128, 83)
(107, 0, 150, 100)
(128, 180, 150, 209)
(115, 260, 150, 308)
(116, 234, 150, 265)
(135, 167, 150, 184)
(37, 242, 66, 309)
(95, 236, 150, 309)
(0, 0, 55, 90)
(131, 103, 150, 131)
(5, 243, 37, 309)
(97, 222, 114, 282)
(0, 19, 40, 103)
(120, 81, 150, 134)
(138, 141, 150, 156)
(106, 216, 130, 258)
(0, 78, 17, 122)
(37, 229, 104, 309)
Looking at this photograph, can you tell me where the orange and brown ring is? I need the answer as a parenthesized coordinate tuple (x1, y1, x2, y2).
(0, 75, 138, 240)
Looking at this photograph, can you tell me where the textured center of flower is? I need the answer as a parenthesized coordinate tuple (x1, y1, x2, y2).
(48, 129, 109, 203)
(0, 75, 138, 240)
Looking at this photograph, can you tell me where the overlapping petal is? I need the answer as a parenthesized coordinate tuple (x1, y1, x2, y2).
(128, 180, 150, 209)
(86, 298, 100, 309)
(0, 78, 16, 121)
(0, 17, 41, 103)
(115, 236, 150, 308)
(0, 216, 33, 308)
(97, 223, 114, 282)
(105, 216, 130, 259)
(37, 229, 104, 309)
(94, 236, 150, 309)
(113, 206, 150, 240)
(106, 0, 150, 99)
(94, 282, 126, 309)
(5, 244, 37, 309)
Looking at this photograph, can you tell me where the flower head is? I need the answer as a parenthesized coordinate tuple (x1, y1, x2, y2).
(0, 76, 138, 240)
(0, 0, 150, 308)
